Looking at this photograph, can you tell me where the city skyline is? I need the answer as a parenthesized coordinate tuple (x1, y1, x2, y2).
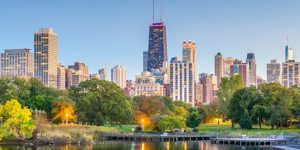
(1, 1, 300, 80)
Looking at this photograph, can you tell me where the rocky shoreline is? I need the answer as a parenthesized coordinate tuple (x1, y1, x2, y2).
(0, 137, 96, 147)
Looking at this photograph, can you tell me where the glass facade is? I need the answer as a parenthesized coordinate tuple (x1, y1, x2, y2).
(147, 22, 167, 71)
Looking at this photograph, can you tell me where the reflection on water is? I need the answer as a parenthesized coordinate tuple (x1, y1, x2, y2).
(0, 141, 274, 150)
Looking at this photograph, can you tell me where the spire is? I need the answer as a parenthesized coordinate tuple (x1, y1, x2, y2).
(160, 0, 163, 22)
(152, 0, 155, 23)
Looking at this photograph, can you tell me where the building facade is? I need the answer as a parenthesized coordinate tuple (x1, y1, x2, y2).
(285, 45, 295, 62)
(98, 66, 108, 80)
(147, 22, 168, 71)
(169, 57, 195, 107)
(230, 63, 249, 87)
(57, 64, 66, 90)
(199, 73, 218, 104)
(111, 65, 126, 89)
(246, 53, 257, 86)
(282, 61, 300, 87)
(143, 51, 148, 71)
(65, 62, 89, 88)
(267, 59, 281, 83)
(134, 71, 164, 96)
(182, 41, 197, 82)
(0, 49, 33, 80)
(215, 52, 235, 85)
(34, 28, 58, 88)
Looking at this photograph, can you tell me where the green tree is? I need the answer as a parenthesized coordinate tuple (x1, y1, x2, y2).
(186, 108, 202, 128)
(70, 79, 133, 125)
(228, 87, 263, 129)
(217, 75, 243, 127)
(157, 115, 185, 132)
(0, 99, 35, 140)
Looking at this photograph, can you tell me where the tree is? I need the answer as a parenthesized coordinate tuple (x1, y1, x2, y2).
(70, 79, 133, 125)
(217, 75, 243, 127)
(157, 115, 185, 132)
(52, 96, 76, 124)
(0, 99, 35, 140)
(228, 87, 263, 129)
(186, 108, 202, 128)
(259, 83, 293, 129)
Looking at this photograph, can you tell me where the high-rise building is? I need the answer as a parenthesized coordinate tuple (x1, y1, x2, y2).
(170, 57, 195, 107)
(0, 49, 33, 80)
(282, 61, 300, 87)
(111, 65, 126, 89)
(199, 73, 218, 104)
(147, 22, 167, 71)
(65, 62, 89, 88)
(215, 52, 236, 85)
(182, 41, 197, 82)
(267, 60, 281, 83)
(246, 53, 257, 86)
(98, 66, 108, 80)
(57, 64, 66, 90)
(285, 45, 295, 62)
(135, 71, 164, 96)
(230, 63, 249, 87)
(143, 51, 148, 71)
(34, 28, 58, 88)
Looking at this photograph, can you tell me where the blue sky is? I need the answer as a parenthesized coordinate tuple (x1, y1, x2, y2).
(1, 0, 300, 80)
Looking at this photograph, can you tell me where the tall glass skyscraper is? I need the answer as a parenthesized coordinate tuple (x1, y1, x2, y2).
(147, 22, 167, 71)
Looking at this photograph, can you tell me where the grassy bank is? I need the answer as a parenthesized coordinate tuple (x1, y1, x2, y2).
(198, 124, 300, 137)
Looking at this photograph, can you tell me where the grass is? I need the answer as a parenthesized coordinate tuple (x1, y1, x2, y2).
(103, 125, 138, 132)
(197, 124, 300, 137)
(38, 124, 121, 143)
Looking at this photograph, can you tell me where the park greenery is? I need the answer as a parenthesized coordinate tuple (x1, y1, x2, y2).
(0, 75, 300, 141)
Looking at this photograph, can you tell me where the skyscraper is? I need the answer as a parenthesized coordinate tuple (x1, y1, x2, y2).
(230, 63, 249, 87)
(182, 41, 196, 81)
(143, 51, 148, 71)
(98, 66, 108, 80)
(111, 65, 126, 89)
(147, 22, 167, 71)
(215, 52, 235, 85)
(67, 62, 89, 87)
(267, 60, 281, 83)
(34, 28, 58, 88)
(285, 45, 295, 62)
(0, 48, 33, 80)
(57, 64, 66, 90)
(199, 73, 218, 104)
(246, 53, 257, 86)
(282, 61, 300, 87)
(169, 57, 195, 107)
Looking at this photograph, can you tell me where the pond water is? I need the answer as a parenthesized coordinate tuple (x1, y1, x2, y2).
(0, 141, 275, 150)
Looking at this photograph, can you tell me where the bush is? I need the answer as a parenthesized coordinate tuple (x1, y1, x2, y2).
(239, 113, 252, 129)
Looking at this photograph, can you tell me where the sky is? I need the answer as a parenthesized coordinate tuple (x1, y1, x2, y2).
(1, 0, 300, 80)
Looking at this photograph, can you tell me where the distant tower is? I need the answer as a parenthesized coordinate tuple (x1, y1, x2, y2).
(143, 51, 148, 71)
(246, 53, 257, 86)
(182, 41, 197, 82)
(34, 28, 58, 88)
(111, 65, 126, 89)
(285, 45, 295, 62)
(147, 0, 167, 72)
(215, 52, 223, 85)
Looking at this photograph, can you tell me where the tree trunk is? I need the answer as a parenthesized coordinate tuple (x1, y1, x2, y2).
(259, 120, 262, 129)
(231, 122, 234, 128)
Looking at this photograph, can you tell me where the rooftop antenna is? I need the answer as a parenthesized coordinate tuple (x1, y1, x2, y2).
(286, 34, 289, 46)
(160, 0, 163, 22)
(152, 0, 155, 23)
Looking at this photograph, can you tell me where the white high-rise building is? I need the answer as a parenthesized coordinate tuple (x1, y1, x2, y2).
(111, 65, 126, 89)
(246, 53, 257, 86)
(282, 61, 300, 87)
(0, 48, 33, 80)
(57, 64, 66, 90)
(285, 45, 295, 62)
(170, 57, 195, 107)
(267, 60, 281, 83)
(34, 28, 58, 88)
(98, 66, 108, 80)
